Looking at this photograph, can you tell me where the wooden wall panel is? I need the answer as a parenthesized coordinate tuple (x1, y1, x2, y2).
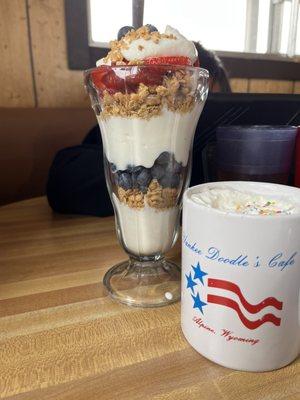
(0, 0, 299, 108)
(248, 79, 294, 94)
(28, 0, 89, 107)
(294, 81, 300, 94)
(0, 0, 35, 107)
(229, 78, 249, 93)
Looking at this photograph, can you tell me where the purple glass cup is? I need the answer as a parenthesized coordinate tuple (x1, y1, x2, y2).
(216, 125, 297, 184)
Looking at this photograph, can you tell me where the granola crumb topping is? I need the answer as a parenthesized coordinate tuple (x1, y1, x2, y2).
(118, 187, 144, 209)
(117, 179, 178, 210)
(123, 26, 177, 44)
(102, 26, 177, 64)
(146, 179, 178, 209)
(101, 71, 195, 119)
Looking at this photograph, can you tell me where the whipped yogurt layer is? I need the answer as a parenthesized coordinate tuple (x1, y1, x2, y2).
(98, 104, 203, 170)
(191, 188, 298, 216)
(114, 194, 178, 255)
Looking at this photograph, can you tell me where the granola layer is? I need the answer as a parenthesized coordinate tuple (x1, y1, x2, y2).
(117, 179, 178, 210)
(101, 70, 195, 119)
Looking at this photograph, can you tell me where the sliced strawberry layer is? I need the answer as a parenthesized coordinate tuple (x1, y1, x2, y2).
(144, 56, 192, 66)
(91, 66, 126, 94)
(90, 56, 198, 94)
(126, 67, 164, 87)
(91, 65, 163, 93)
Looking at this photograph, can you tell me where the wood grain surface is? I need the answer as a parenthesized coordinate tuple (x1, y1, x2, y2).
(248, 79, 294, 94)
(229, 78, 249, 93)
(0, 0, 34, 107)
(0, 197, 299, 399)
(294, 81, 300, 94)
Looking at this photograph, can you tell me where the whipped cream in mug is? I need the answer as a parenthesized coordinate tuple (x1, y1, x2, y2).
(191, 187, 299, 216)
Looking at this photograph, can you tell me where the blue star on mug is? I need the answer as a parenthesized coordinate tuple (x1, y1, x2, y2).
(192, 261, 208, 285)
(191, 292, 207, 314)
(185, 272, 197, 294)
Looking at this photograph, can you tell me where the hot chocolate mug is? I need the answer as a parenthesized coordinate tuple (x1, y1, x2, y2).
(181, 181, 300, 371)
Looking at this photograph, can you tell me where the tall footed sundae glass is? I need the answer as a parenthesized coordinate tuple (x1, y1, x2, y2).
(84, 26, 209, 307)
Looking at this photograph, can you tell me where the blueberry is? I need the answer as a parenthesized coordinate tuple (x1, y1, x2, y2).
(158, 176, 170, 188)
(128, 166, 142, 188)
(118, 172, 132, 190)
(159, 174, 180, 189)
(145, 24, 158, 33)
(137, 169, 151, 187)
(110, 163, 117, 173)
(114, 173, 119, 185)
(151, 164, 165, 180)
(165, 160, 182, 175)
(132, 165, 144, 174)
(155, 152, 172, 165)
(169, 174, 181, 188)
(173, 161, 182, 174)
(117, 26, 134, 41)
(140, 185, 148, 194)
(126, 164, 134, 172)
(131, 174, 138, 189)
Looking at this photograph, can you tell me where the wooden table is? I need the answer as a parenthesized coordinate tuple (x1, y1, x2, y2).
(0, 198, 299, 399)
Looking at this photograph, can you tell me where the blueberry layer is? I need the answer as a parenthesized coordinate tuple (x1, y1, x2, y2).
(109, 151, 184, 192)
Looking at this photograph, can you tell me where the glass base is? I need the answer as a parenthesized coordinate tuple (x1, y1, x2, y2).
(103, 257, 181, 307)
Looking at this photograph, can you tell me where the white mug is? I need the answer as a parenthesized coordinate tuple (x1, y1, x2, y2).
(181, 181, 300, 371)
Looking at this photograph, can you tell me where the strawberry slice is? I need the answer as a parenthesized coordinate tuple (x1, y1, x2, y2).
(90, 57, 196, 94)
(91, 66, 125, 93)
(126, 67, 164, 87)
(144, 56, 193, 66)
(90, 65, 162, 93)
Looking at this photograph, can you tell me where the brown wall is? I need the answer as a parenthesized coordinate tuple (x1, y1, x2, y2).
(1, 0, 300, 107)
(0, 108, 95, 205)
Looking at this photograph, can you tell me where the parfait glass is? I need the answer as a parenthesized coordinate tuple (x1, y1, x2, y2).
(84, 64, 208, 307)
